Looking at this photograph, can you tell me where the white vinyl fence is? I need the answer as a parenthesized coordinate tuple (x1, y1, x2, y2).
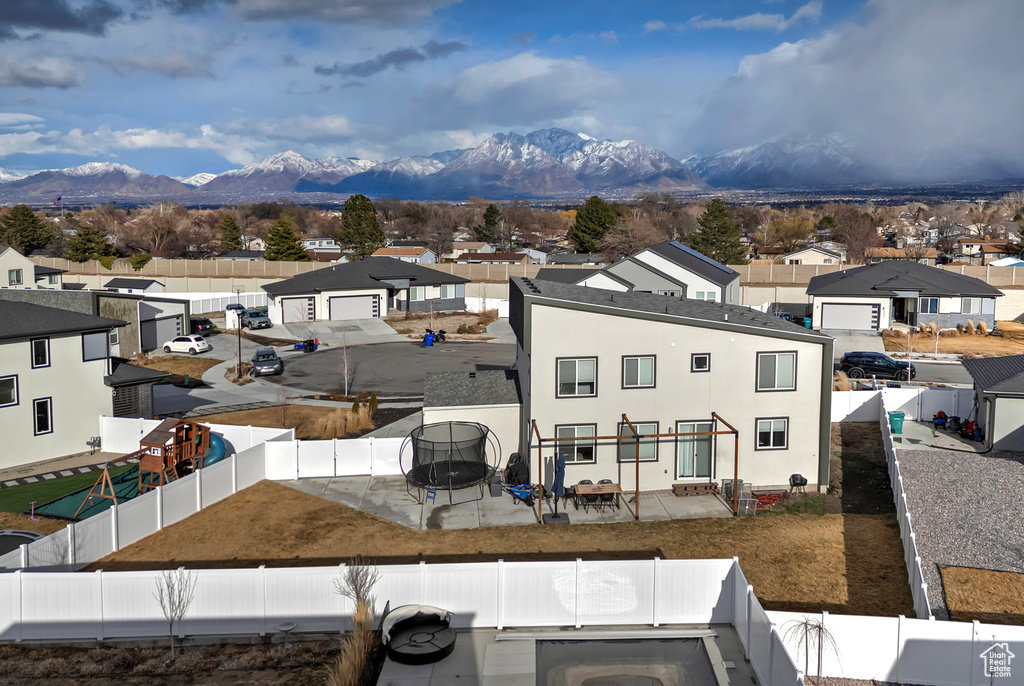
(159, 291, 268, 315)
(464, 296, 510, 318)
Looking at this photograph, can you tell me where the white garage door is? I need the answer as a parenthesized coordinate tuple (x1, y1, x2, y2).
(329, 295, 378, 320)
(821, 303, 879, 330)
(282, 297, 315, 323)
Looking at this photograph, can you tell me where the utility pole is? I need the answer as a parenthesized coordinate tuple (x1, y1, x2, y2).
(234, 287, 243, 380)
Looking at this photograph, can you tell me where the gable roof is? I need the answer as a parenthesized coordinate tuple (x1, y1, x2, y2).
(217, 250, 264, 259)
(103, 278, 164, 289)
(511, 276, 831, 344)
(373, 246, 432, 257)
(455, 252, 528, 262)
(104, 357, 172, 387)
(261, 256, 468, 296)
(807, 260, 1002, 298)
(534, 268, 588, 284)
(424, 369, 521, 407)
(784, 246, 842, 259)
(0, 300, 125, 341)
(641, 241, 740, 286)
(33, 265, 66, 276)
(962, 355, 1024, 395)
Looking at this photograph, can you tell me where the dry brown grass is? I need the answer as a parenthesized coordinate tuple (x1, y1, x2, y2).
(833, 370, 851, 391)
(88, 480, 913, 617)
(385, 310, 499, 335)
(133, 355, 223, 384)
(0, 511, 65, 536)
(197, 405, 373, 440)
(883, 324, 1024, 356)
(941, 566, 1024, 624)
(313, 407, 374, 438)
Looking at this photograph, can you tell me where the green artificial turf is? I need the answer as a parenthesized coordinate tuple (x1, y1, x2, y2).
(0, 466, 133, 515)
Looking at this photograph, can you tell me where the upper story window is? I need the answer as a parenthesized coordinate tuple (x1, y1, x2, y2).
(82, 331, 109, 362)
(691, 353, 710, 373)
(962, 297, 982, 315)
(31, 338, 50, 369)
(0, 375, 18, 407)
(622, 356, 654, 388)
(8, 268, 22, 286)
(409, 286, 425, 302)
(557, 358, 597, 397)
(757, 352, 796, 391)
(920, 297, 938, 314)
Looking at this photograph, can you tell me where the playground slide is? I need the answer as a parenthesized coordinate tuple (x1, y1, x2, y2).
(202, 433, 227, 466)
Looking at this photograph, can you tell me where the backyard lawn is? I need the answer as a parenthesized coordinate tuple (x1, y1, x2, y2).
(941, 566, 1024, 625)
(133, 355, 224, 385)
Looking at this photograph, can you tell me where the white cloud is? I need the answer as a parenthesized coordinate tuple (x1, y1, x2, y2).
(599, 31, 618, 45)
(0, 113, 45, 127)
(686, 1, 822, 32)
(91, 51, 215, 78)
(0, 57, 85, 89)
(643, 20, 666, 32)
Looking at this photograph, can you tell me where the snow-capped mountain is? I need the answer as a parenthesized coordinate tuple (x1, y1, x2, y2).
(0, 168, 36, 183)
(62, 162, 143, 178)
(0, 162, 190, 199)
(687, 134, 887, 189)
(202, 151, 376, 195)
(175, 172, 217, 187)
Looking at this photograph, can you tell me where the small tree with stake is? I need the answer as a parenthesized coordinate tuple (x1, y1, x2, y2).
(782, 615, 839, 684)
(153, 568, 197, 657)
(324, 557, 382, 686)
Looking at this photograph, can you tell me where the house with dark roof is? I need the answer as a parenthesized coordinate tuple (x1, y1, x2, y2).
(495, 277, 834, 495)
(215, 250, 265, 261)
(962, 355, 1024, 451)
(422, 370, 523, 455)
(0, 248, 66, 290)
(0, 300, 126, 467)
(261, 256, 469, 323)
(105, 357, 170, 419)
(103, 278, 165, 295)
(536, 241, 741, 305)
(806, 260, 1001, 331)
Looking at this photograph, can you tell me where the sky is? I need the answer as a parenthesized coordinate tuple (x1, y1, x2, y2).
(0, 0, 1022, 180)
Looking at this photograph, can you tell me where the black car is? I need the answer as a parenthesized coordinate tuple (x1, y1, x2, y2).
(190, 317, 214, 335)
(250, 348, 283, 376)
(839, 351, 916, 381)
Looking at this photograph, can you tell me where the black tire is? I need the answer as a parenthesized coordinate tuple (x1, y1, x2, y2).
(896, 370, 910, 381)
(189, 348, 197, 355)
(163, 345, 171, 353)
(848, 367, 865, 378)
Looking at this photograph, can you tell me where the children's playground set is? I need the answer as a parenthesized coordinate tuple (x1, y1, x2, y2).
(33, 419, 227, 521)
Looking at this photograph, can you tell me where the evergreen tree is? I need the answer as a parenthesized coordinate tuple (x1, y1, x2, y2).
(0, 205, 53, 253)
(219, 214, 243, 252)
(568, 196, 617, 253)
(689, 199, 747, 265)
(263, 211, 310, 261)
(474, 203, 501, 242)
(63, 224, 115, 262)
(334, 194, 385, 259)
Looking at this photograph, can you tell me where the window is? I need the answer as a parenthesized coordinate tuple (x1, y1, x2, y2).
(757, 352, 796, 391)
(30, 338, 49, 369)
(47, 274, 58, 285)
(109, 329, 119, 346)
(691, 353, 710, 373)
(823, 258, 833, 264)
(617, 422, 658, 462)
(962, 297, 982, 315)
(440, 284, 456, 299)
(0, 375, 17, 407)
(657, 290, 680, 297)
(556, 424, 596, 463)
(82, 331, 108, 361)
(622, 356, 655, 388)
(33, 398, 53, 436)
(409, 286, 425, 302)
(557, 358, 597, 397)
(676, 421, 713, 479)
(8, 268, 22, 286)
(694, 291, 715, 302)
(920, 297, 938, 314)
(756, 418, 788, 450)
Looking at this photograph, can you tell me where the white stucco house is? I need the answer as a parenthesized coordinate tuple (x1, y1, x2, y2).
(371, 246, 437, 264)
(962, 355, 1024, 452)
(536, 241, 741, 305)
(0, 300, 125, 468)
(0, 248, 66, 290)
(782, 246, 843, 265)
(807, 260, 1002, 331)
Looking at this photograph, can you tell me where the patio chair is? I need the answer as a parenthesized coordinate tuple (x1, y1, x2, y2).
(597, 479, 617, 511)
(577, 479, 598, 512)
(561, 484, 577, 511)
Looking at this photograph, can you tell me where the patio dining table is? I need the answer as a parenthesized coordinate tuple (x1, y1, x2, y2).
(574, 482, 622, 510)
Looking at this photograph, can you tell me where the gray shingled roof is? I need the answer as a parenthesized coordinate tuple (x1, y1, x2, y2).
(642, 241, 740, 286)
(962, 355, 1024, 394)
(104, 358, 172, 386)
(104, 278, 164, 289)
(512, 276, 831, 340)
(263, 256, 468, 296)
(807, 261, 1002, 297)
(0, 300, 125, 341)
(424, 370, 521, 407)
(33, 265, 65, 276)
(534, 268, 588, 284)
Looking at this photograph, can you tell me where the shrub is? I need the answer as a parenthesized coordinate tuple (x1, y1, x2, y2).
(129, 253, 152, 271)
(99, 255, 115, 270)
(369, 392, 378, 413)
(957, 323, 965, 334)
(832, 370, 851, 391)
(352, 398, 360, 413)
(966, 320, 976, 334)
(314, 407, 374, 438)
(978, 321, 988, 335)
(918, 323, 928, 334)
(962, 351, 977, 360)
(927, 322, 938, 336)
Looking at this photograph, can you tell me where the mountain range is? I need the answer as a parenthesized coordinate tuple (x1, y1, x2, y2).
(0, 129, 1019, 203)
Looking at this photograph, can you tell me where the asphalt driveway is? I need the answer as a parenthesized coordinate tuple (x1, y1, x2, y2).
(261, 341, 517, 397)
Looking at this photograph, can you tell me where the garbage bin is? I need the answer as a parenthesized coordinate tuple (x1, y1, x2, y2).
(424, 332, 434, 347)
(303, 339, 315, 353)
(803, 317, 812, 329)
(489, 473, 502, 497)
(888, 411, 905, 435)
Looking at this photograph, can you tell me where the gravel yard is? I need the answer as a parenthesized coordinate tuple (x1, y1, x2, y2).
(895, 446, 1024, 620)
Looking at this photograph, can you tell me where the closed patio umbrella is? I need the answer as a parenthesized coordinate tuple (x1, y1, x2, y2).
(552, 452, 565, 516)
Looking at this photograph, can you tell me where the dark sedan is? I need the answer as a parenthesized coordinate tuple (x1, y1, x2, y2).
(190, 317, 215, 335)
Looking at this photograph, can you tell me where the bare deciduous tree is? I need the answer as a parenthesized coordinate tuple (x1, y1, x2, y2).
(598, 214, 664, 261)
(782, 616, 840, 684)
(339, 332, 353, 396)
(153, 568, 197, 657)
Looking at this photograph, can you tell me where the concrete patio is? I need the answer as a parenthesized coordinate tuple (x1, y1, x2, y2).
(278, 475, 734, 530)
(890, 418, 988, 452)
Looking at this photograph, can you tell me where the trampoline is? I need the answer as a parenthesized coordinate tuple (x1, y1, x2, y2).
(402, 422, 499, 504)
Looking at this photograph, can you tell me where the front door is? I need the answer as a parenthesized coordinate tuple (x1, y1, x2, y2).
(676, 421, 714, 480)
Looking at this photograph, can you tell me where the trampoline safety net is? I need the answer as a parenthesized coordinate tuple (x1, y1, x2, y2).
(404, 421, 495, 491)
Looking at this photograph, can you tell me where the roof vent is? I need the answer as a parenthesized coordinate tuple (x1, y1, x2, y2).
(724, 314, 729, 321)
(610, 294, 614, 302)
(469, 372, 476, 379)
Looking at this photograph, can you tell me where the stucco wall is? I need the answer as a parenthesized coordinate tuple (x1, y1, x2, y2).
(421, 404, 522, 470)
(990, 395, 1024, 451)
(525, 304, 826, 491)
(98, 297, 140, 358)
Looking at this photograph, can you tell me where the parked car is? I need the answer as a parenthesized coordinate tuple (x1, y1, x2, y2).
(839, 351, 916, 381)
(162, 335, 211, 355)
(225, 303, 244, 312)
(241, 308, 272, 330)
(250, 348, 283, 376)
(190, 317, 214, 335)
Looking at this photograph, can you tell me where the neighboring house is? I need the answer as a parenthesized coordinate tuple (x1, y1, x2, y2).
(243, 237, 266, 251)
(519, 248, 548, 265)
(473, 276, 833, 493)
(956, 237, 1014, 264)
(105, 357, 170, 419)
(782, 246, 843, 265)
(456, 252, 531, 265)
(372, 246, 437, 264)
(262, 256, 469, 323)
(752, 246, 785, 261)
(866, 247, 938, 266)
(103, 278, 165, 295)
(422, 370, 522, 458)
(536, 241, 741, 305)
(962, 355, 1024, 452)
(442, 241, 495, 261)
(0, 248, 66, 290)
(215, 250, 265, 261)
(806, 260, 1002, 330)
(302, 237, 339, 251)
(546, 253, 608, 266)
(0, 300, 126, 467)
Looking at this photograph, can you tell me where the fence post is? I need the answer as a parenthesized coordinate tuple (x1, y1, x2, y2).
(260, 565, 268, 637)
(96, 570, 105, 641)
(231, 454, 237, 493)
(419, 560, 427, 605)
(196, 471, 203, 511)
(767, 627, 776, 686)
(970, 620, 981, 686)
(745, 585, 753, 659)
(652, 557, 660, 627)
(111, 503, 120, 553)
(496, 559, 504, 630)
(156, 485, 164, 530)
(15, 570, 23, 642)
(66, 524, 75, 567)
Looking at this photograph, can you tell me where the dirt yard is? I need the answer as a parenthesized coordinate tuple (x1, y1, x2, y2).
(133, 355, 224, 386)
(882, 322, 1024, 356)
(197, 405, 417, 440)
(384, 310, 498, 335)
(941, 566, 1024, 625)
